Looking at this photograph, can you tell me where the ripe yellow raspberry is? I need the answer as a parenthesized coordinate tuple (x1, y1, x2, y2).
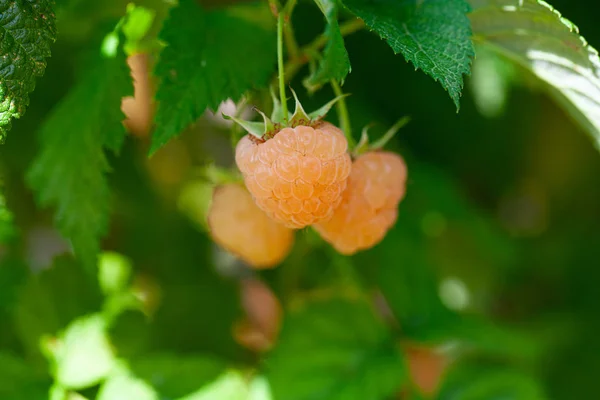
(207, 183, 294, 268)
(235, 122, 352, 229)
(314, 151, 407, 255)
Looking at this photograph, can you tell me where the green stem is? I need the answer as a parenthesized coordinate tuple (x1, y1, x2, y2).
(277, 12, 289, 122)
(229, 96, 248, 147)
(330, 80, 354, 146)
(283, 0, 297, 15)
(267, 0, 280, 17)
(282, 0, 299, 58)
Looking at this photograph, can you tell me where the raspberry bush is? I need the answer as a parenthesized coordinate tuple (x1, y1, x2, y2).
(1, 0, 600, 399)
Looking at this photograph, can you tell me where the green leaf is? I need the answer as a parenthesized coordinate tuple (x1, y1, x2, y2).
(26, 39, 133, 272)
(53, 314, 115, 389)
(0, 0, 57, 140)
(266, 298, 407, 400)
(304, 0, 351, 90)
(179, 370, 253, 400)
(122, 4, 156, 55)
(342, 0, 474, 110)
(14, 256, 103, 361)
(98, 362, 158, 400)
(0, 352, 50, 400)
(130, 354, 225, 399)
(248, 376, 272, 400)
(151, 0, 276, 154)
(469, 0, 600, 150)
(437, 362, 547, 400)
(98, 252, 133, 296)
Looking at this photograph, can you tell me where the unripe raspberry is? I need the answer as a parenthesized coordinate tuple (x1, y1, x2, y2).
(207, 183, 294, 268)
(314, 151, 407, 255)
(235, 122, 352, 229)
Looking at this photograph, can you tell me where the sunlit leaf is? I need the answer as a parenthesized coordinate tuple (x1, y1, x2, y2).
(469, 0, 600, 149)
(53, 314, 115, 389)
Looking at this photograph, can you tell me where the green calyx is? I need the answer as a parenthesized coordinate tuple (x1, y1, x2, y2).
(353, 116, 411, 157)
(223, 88, 349, 140)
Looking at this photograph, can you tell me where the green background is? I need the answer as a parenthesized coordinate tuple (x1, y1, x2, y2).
(1, 0, 599, 399)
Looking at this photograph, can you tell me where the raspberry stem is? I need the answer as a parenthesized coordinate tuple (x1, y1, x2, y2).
(282, 0, 299, 59)
(330, 80, 355, 147)
(277, 12, 289, 122)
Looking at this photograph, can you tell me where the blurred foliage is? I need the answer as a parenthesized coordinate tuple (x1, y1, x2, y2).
(1, 0, 600, 399)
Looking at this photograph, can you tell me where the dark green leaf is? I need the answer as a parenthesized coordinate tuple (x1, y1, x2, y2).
(0, 0, 57, 139)
(342, 0, 474, 109)
(147, 278, 244, 360)
(151, 0, 276, 153)
(305, 0, 351, 90)
(108, 310, 151, 360)
(469, 0, 600, 150)
(130, 354, 225, 399)
(14, 256, 103, 360)
(26, 40, 133, 271)
(266, 298, 407, 400)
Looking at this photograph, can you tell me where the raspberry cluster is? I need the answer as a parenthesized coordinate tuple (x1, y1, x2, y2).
(207, 95, 408, 267)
